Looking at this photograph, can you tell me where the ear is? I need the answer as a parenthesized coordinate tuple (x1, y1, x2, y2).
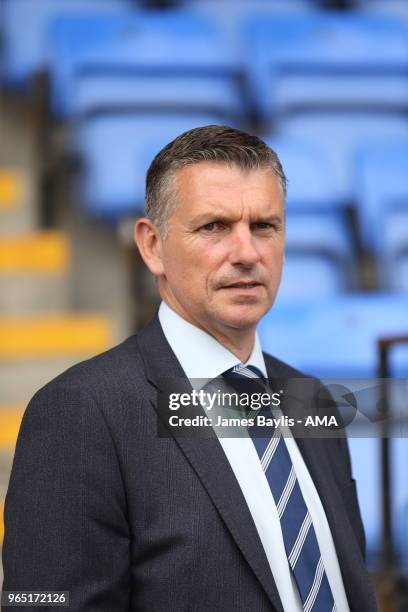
(134, 218, 165, 276)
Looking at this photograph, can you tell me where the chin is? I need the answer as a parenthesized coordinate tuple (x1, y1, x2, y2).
(220, 305, 268, 329)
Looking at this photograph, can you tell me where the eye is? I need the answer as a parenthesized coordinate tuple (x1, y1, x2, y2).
(253, 221, 282, 232)
(199, 221, 225, 232)
(255, 222, 272, 230)
(201, 222, 216, 231)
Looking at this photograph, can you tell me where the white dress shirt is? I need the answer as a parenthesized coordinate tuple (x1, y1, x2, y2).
(158, 301, 350, 612)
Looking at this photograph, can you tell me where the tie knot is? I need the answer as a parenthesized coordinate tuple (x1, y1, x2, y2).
(223, 364, 265, 380)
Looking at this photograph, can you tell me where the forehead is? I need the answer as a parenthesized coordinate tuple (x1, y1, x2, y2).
(172, 162, 283, 215)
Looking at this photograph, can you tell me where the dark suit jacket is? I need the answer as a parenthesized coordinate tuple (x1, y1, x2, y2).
(2, 315, 378, 611)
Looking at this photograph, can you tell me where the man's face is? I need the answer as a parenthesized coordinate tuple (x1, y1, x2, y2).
(158, 162, 285, 336)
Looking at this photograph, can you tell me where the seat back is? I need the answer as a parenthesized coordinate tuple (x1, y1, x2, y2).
(245, 12, 408, 121)
(259, 295, 408, 377)
(73, 111, 233, 220)
(2, 0, 131, 88)
(49, 11, 238, 117)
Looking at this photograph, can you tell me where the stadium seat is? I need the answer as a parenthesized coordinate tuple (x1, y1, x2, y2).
(387, 214, 408, 291)
(245, 12, 408, 123)
(66, 73, 242, 120)
(260, 292, 408, 568)
(355, 0, 408, 26)
(276, 254, 348, 303)
(355, 141, 408, 285)
(395, 255, 408, 293)
(265, 135, 354, 266)
(48, 11, 240, 118)
(72, 112, 232, 220)
(264, 135, 356, 300)
(278, 112, 408, 205)
(347, 391, 408, 572)
(271, 74, 408, 119)
(258, 294, 408, 378)
(348, 435, 408, 572)
(1, 0, 132, 89)
(181, 0, 314, 51)
(266, 136, 343, 212)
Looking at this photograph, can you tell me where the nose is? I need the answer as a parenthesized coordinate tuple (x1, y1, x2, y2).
(228, 225, 261, 267)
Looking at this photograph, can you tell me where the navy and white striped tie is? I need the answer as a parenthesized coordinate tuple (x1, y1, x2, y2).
(223, 364, 337, 612)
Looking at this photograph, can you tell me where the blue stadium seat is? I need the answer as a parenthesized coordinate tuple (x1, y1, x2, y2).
(278, 112, 408, 204)
(276, 254, 348, 304)
(271, 74, 408, 120)
(72, 112, 231, 220)
(395, 255, 408, 293)
(67, 72, 242, 120)
(265, 136, 343, 212)
(1, 0, 131, 88)
(245, 12, 408, 123)
(181, 0, 314, 51)
(348, 435, 408, 572)
(355, 141, 408, 285)
(348, 411, 408, 571)
(48, 11, 240, 118)
(258, 294, 408, 377)
(260, 292, 408, 568)
(264, 135, 355, 300)
(355, 0, 408, 26)
(265, 135, 353, 266)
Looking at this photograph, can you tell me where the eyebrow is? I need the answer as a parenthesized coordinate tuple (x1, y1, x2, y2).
(190, 212, 284, 227)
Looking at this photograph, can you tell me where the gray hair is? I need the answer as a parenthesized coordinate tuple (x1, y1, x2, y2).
(145, 125, 286, 236)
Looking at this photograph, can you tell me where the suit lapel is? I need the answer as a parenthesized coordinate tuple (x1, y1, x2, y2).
(136, 316, 284, 612)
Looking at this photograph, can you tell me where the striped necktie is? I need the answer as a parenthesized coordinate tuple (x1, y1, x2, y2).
(223, 364, 337, 612)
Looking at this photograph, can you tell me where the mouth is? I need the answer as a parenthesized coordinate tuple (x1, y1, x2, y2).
(222, 281, 263, 290)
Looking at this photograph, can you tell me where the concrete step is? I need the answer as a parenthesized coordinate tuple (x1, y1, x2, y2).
(0, 357, 92, 404)
(0, 275, 69, 314)
(0, 167, 37, 234)
(0, 169, 22, 210)
(0, 206, 38, 234)
(0, 313, 115, 403)
(0, 231, 71, 313)
(0, 313, 113, 360)
(0, 452, 13, 495)
(0, 231, 69, 274)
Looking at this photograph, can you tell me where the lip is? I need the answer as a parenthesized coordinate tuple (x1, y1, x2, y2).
(221, 282, 263, 290)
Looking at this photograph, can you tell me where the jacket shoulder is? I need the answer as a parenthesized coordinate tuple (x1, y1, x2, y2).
(33, 334, 144, 400)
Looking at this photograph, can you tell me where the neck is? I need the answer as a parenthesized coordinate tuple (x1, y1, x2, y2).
(208, 326, 255, 363)
(199, 324, 256, 363)
(161, 298, 256, 364)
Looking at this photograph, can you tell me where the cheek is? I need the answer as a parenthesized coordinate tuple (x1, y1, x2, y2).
(164, 239, 229, 288)
(164, 246, 208, 288)
(187, 241, 227, 275)
(264, 240, 284, 264)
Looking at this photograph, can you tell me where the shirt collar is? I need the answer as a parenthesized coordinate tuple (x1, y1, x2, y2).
(158, 301, 267, 386)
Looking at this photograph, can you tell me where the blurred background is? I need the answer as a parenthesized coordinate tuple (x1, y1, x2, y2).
(0, 0, 408, 609)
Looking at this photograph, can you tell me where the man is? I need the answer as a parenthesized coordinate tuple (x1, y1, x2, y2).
(3, 126, 377, 611)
